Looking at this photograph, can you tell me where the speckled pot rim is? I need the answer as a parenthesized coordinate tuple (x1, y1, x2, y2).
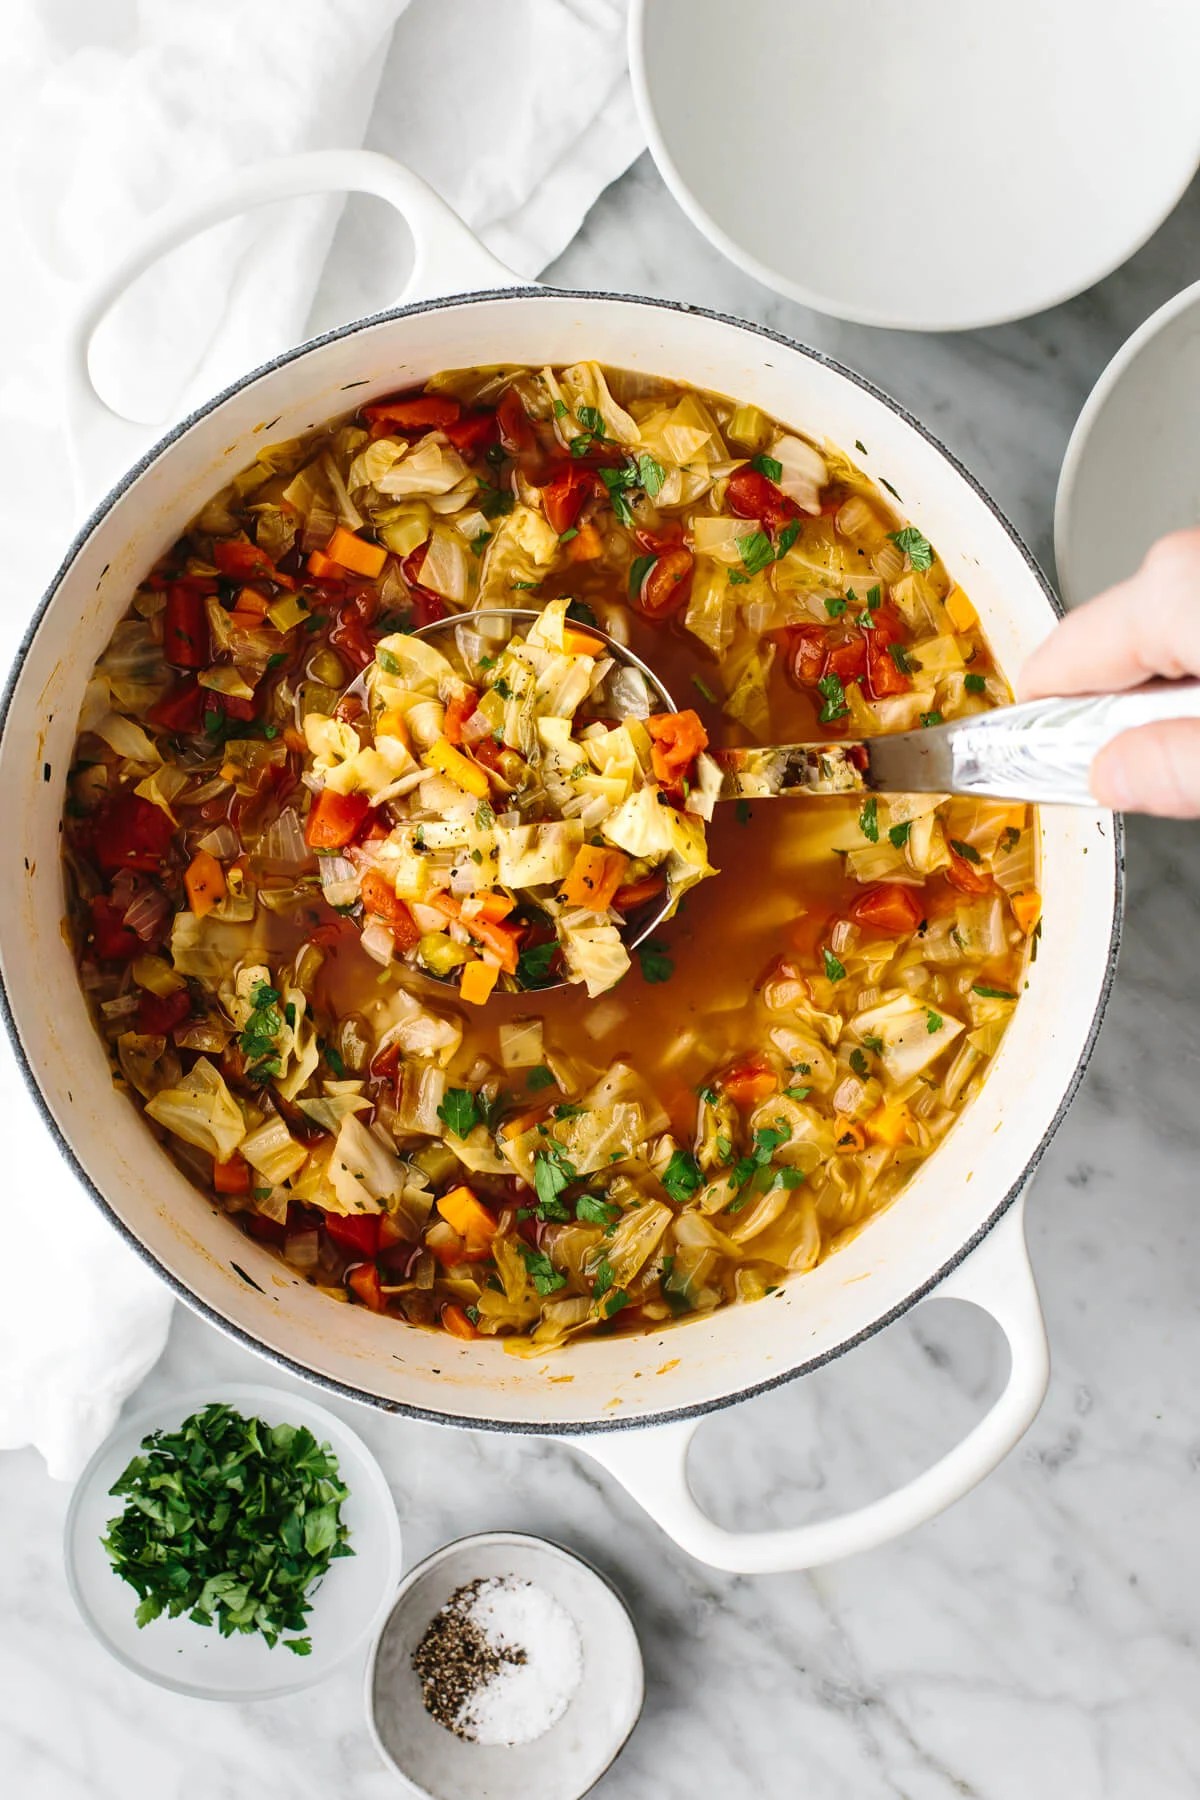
(0, 286, 1125, 1436)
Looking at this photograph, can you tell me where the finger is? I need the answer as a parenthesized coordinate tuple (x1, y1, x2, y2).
(1019, 529, 1200, 700)
(1090, 719, 1200, 817)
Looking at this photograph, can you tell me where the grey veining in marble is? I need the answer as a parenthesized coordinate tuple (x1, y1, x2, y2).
(4, 152, 1200, 1800)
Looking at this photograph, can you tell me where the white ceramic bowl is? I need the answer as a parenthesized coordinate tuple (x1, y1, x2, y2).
(1055, 278, 1200, 606)
(366, 1533, 644, 1800)
(64, 1382, 402, 1701)
(630, 0, 1200, 330)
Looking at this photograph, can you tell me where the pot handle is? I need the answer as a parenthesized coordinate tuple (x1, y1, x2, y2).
(568, 1192, 1048, 1573)
(63, 148, 522, 504)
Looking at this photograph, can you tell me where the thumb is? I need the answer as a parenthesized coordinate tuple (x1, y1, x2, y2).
(1090, 720, 1200, 817)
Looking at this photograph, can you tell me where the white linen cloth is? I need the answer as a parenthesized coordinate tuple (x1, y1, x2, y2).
(0, 0, 642, 1478)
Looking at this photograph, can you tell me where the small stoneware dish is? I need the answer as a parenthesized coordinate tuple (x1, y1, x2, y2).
(1055, 277, 1200, 607)
(630, 0, 1200, 330)
(366, 1532, 644, 1799)
(64, 1381, 402, 1701)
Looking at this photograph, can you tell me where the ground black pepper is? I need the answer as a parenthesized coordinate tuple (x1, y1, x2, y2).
(412, 1579, 528, 1739)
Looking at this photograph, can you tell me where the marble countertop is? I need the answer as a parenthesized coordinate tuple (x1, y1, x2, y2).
(5, 152, 1200, 1800)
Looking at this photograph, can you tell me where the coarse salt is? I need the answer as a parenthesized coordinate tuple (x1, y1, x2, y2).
(413, 1574, 582, 1748)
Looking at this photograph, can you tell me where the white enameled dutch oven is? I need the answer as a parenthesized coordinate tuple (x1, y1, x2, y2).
(0, 153, 1121, 1573)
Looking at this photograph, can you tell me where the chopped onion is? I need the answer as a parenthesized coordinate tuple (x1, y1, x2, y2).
(123, 886, 171, 942)
(185, 776, 232, 806)
(284, 1229, 320, 1271)
(198, 822, 240, 860)
(361, 919, 396, 966)
(582, 997, 628, 1040)
(258, 806, 310, 867)
(604, 664, 655, 718)
(319, 854, 359, 908)
(499, 1017, 545, 1070)
(241, 1116, 308, 1183)
(100, 993, 140, 1019)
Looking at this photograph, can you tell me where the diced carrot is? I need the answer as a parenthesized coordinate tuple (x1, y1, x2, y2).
(460, 959, 500, 1006)
(325, 525, 387, 579)
(564, 525, 604, 565)
(646, 708, 709, 785)
(360, 870, 421, 951)
(347, 1262, 386, 1312)
(441, 1302, 480, 1340)
(1011, 888, 1042, 935)
(233, 587, 270, 617)
(307, 549, 344, 580)
(865, 1102, 912, 1148)
(466, 916, 521, 974)
(283, 726, 307, 754)
(499, 1106, 548, 1142)
(835, 1117, 868, 1152)
(375, 707, 411, 748)
(227, 610, 270, 633)
(213, 1152, 251, 1194)
(468, 891, 515, 923)
(560, 844, 629, 912)
(423, 736, 490, 798)
(945, 848, 992, 896)
(851, 883, 923, 935)
(184, 848, 226, 918)
(787, 905, 834, 960)
(364, 394, 461, 432)
(305, 788, 371, 848)
(612, 872, 666, 913)
(437, 1185, 497, 1247)
(561, 625, 606, 657)
(721, 1056, 779, 1109)
(945, 586, 978, 632)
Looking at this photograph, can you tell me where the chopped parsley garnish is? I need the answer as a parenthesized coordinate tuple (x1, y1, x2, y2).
(715, 1133, 733, 1162)
(603, 1289, 631, 1318)
(558, 527, 578, 544)
(692, 674, 719, 704)
(526, 1065, 557, 1092)
(888, 820, 912, 848)
(577, 405, 606, 435)
(474, 799, 495, 829)
(553, 398, 568, 419)
(888, 526, 935, 571)
(973, 984, 1016, 1000)
(598, 463, 638, 526)
(591, 1257, 615, 1299)
(101, 1402, 351, 1654)
(888, 643, 916, 675)
(863, 1034, 884, 1055)
(239, 981, 283, 1077)
(737, 529, 775, 576)
(469, 529, 491, 556)
(849, 1048, 870, 1079)
(637, 939, 674, 983)
(1000, 825, 1022, 852)
(518, 1243, 567, 1295)
(726, 1118, 796, 1210)
(699, 1085, 718, 1107)
(784, 1085, 811, 1101)
(322, 1041, 346, 1078)
(476, 479, 515, 520)
(920, 711, 943, 729)
(750, 453, 784, 483)
(628, 552, 656, 598)
(532, 1145, 576, 1216)
(553, 1102, 586, 1120)
(866, 584, 882, 613)
(437, 1088, 481, 1138)
(823, 947, 846, 982)
(825, 595, 848, 618)
(817, 672, 849, 723)
(637, 453, 665, 497)
(964, 672, 987, 694)
(565, 599, 598, 628)
(661, 1149, 703, 1204)
(949, 839, 982, 864)
(926, 1010, 943, 1033)
(493, 676, 513, 701)
(859, 795, 879, 842)
(576, 1194, 621, 1229)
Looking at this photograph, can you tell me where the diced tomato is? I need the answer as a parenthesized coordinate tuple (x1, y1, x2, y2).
(363, 393, 461, 433)
(826, 632, 868, 683)
(633, 519, 685, 555)
(88, 895, 142, 962)
(360, 871, 421, 951)
(441, 1302, 480, 1340)
(214, 692, 258, 723)
(634, 548, 694, 619)
(721, 1055, 780, 1109)
(163, 585, 209, 669)
(725, 466, 800, 530)
(136, 988, 192, 1034)
(443, 409, 499, 455)
(325, 1212, 383, 1257)
(305, 788, 371, 849)
(370, 1039, 402, 1082)
(213, 1152, 251, 1195)
(346, 1261, 386, 1311)
(867, 640, 910, 696)
(330, 605, 376, 673)
(612, 873, 666, 913)
(850, 883, 924, 935)
(496, 386, 535, 455)
(945, 849, 992, 896)
(786, 626, 828, 688)
(212, 539, 288, 585)
(540, 466, 597, 536)
(412, 591, 448, 628)
(443, 688, 479, 746)
(246, 1213, 287, 1246)
(94, 793, 175, 872)
(646, 709, 709, 785)
(788, 906, 834, 961)
(146, 678, 206, 733)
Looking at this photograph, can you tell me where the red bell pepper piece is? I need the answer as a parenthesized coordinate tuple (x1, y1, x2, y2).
(305, 788, 372, 848)
(213, 1152, 251, 1195)
(137, 988, 192, 1035)
(785, 626, 830, 688)
(163, 585, 209, 669)
(825, 633, 868, 684)
(329, 607, 376, 673)
(633, 548, 694, 619)
(360, 870, 421, 951)
(496, 386, 536, 455)
(146, 678, 206, 734)
(443, 688, 479, 746)
(363, 394, 461, 432)
(325, 1213, 383, 1257)
(94, 793, 175, 872)
(212, 539, 288, 585)
(540, 467, 597, 536)
(945, 849, 992, 896)
(88, 895, 143, 962)
(443, 409, 499, 455)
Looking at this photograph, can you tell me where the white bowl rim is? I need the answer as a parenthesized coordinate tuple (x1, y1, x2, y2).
(1054, 275, 1200, 606)
(63, 1379, 403, 1701)
(363, 1528, 645, 1797)
(627, 0, 1200, 332)
(0, 284, 1123, 1435)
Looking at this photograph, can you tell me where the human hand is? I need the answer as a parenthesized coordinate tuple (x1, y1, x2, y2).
(1019, 529, 1200, 816)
